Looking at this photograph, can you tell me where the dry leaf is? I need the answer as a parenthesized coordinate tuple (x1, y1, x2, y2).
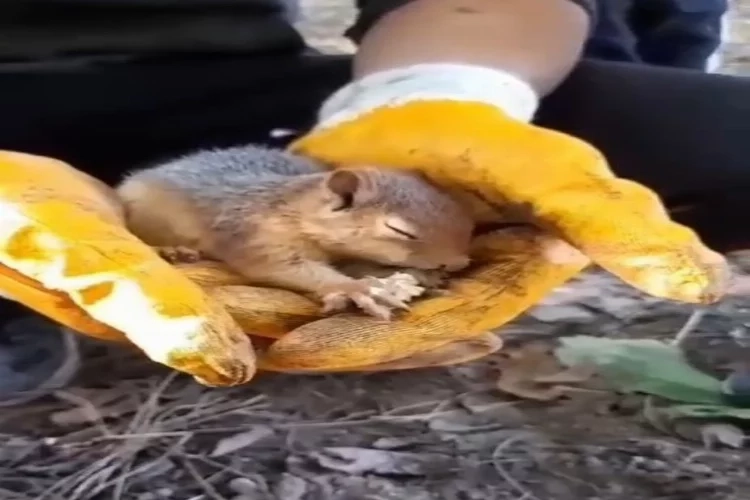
(273, 474, 307, 500)
(228, 477, 268, 500)
(372, 436, 423, 450)
(210, 425, 274, 457)
(495, 341, 596, 401)
(50, 398, 133, 426)
(308, 447, 461, 476)
(701, 423, 746, 449)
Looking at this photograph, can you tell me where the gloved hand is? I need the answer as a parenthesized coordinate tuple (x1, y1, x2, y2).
(0, 149, 586, 381)
(0, 62, 729, 381)
(0, 150, 539, 382)
(263, 62, 730, 371)
(0, 151, 256, 386)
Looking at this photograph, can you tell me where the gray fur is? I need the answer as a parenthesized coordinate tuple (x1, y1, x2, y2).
(125, 144, 325, 209)
(119, 142, 475, 298)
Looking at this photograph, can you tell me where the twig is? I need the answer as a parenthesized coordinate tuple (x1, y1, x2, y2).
(52, 390, 114, 437)
(672, 308, 707, 346)
(179, 456, 229, 500)
(56, 427, 256, 445)
(157, 394, 268, 429)
(380, 399, 447, 415)
(0, 487, 37, 500)
(42, 373, 184, 500)
(490, 435, 540, 500)
(110, 454, 135, 500)
(189, 455, 261, 481)
(40, 453, 117, 499)
(125, 372, 178, 434)
(67, 462, 120, 500)
(93, 434, 194, 494)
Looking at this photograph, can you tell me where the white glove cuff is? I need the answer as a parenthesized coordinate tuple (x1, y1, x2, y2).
(317, 63, 540, 130)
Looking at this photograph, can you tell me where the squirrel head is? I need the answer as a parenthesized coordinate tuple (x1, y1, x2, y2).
(301, 167, 474, 271)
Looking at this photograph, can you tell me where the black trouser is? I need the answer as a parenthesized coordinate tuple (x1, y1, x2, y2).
(585, 0, 728, 69)
(1, 54, 749, 316)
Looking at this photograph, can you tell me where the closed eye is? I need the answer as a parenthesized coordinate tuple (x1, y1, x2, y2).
(386, 223, 417, 240)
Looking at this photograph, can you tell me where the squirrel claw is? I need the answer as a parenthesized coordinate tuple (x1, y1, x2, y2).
(403, 269, 450, 289)
(155, 246, 202, 264)
(367, 273, 424, 309)
(320, 273, 425, 320)
(321, 289, 393, 320)
(369, 288, 410, 310)
(320, 293, 352, 315)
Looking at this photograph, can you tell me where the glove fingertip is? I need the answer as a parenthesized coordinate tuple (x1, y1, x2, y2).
(597, 244, 729, 304)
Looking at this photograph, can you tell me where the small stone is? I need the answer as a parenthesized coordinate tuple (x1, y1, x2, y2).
(528, 304, 594, 322)
(584, 455, 607, 472)
(273, 474, 307, 500)
(630, 456, 667, 473)
(373, 436, 421, 450)
(721, 369, 750, 407)
(683, 462, 714, 476)
(229, 478, 262, 495)
(156, 488, 173, 498)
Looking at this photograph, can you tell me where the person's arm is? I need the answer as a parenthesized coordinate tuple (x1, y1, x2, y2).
(351, 0, 593, 95)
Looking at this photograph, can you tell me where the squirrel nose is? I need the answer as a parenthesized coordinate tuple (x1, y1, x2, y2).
(442, 256, 471, 272)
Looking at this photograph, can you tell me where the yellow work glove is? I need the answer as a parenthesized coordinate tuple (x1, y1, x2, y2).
(259, 62, 729, 371)
(0, 150, 511, 382)
(0, 63, 729, 380)
(0, 151, 256, 386)
(0, 149, 582, 381)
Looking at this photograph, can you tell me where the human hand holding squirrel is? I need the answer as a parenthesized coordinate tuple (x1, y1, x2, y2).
(0, 0, 730, 384)
(273, 61, 729, 371)
(0, 147, 501, 385)
(0, 65, 728, 382)
(264, 0, 727, 371)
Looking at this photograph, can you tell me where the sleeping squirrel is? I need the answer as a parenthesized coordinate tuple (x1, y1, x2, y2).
(116, 145, 474, 320)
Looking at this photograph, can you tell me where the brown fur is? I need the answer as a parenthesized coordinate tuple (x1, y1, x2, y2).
(116, 145, 475, 318)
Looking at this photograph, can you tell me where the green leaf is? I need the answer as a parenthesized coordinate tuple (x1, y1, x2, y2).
(652, 403, 750, 420)
(643, 399, 749, 446)
(554, 336, 724, 405)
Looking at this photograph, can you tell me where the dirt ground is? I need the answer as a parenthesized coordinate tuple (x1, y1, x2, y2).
(2, 3, 750, 500)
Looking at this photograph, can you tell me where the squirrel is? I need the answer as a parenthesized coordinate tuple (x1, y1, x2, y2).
(116, 145, 475, 320)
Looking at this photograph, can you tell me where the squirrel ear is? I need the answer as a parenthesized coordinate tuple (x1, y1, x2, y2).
(325, 169, 377, 210)
(326, 170, 359, 196)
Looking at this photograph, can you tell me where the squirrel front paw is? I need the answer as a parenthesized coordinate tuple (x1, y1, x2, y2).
(319, 273, 426, 320)
(155, 246, 203, 264)
(336, 262, 450, 290)
(399, 269, 450, 289)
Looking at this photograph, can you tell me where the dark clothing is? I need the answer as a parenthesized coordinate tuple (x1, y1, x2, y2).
(1, 53, 749, 250)
(0, 0, 741, 403)
(585, 0, 728, 70)
(0, 0, 741, 255)
(0, 0, 743, 305)
(1, 0, 719, 74)
(347, 0, 598, 42)
(0, 0, 305, 66)
(0, 0, 597, 68)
